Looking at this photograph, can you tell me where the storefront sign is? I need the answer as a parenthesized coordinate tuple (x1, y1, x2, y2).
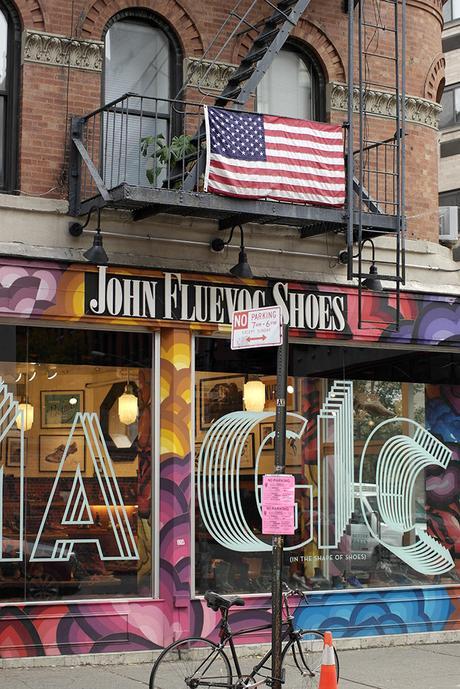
(262, 474, 295, 535)
(231, 306, 283, 349)
(85, 268, 347, 332)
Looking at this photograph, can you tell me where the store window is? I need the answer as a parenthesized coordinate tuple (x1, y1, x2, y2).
(103, 11, 182, 186)
(440, 83, 460, 129)
(194, 338, 460, 595)
(256, 45, 325, 121)
(0, 326, 153, 602)
(0, 0, 20, 192)
(443, 0, 460, 22)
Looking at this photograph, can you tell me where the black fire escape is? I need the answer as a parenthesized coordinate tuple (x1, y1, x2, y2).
(69, 0, 406, 322)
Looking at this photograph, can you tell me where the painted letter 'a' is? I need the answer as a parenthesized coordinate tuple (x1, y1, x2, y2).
(30, 413, 139, 562)
(0, 380, 24, 561)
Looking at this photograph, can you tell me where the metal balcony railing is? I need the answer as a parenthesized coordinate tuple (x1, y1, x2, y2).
(69, 92, 401, 236)
(70, 93, 205, 208)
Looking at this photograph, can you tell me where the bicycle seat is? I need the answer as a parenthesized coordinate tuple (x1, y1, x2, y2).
(204, 590, 245, 612)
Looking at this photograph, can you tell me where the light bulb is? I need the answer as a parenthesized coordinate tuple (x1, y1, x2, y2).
(243, 380, 265, 413)
(118, 385, 138, 425)
(16, 402, 34, 431)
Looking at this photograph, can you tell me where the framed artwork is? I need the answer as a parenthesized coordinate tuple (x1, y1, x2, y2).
(41, 390, 84, 429)
(260, 422, 275, 451)
(6, 436, 26, 467)
(240, 433, 255, 469)
(199, 375, 244, 431)
(39, 435, 85, 473)
(286, 422, 303, 466)
(194, 442, 202, 470)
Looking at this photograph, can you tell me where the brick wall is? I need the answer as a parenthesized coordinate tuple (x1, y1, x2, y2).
(13, 0, 444, 242)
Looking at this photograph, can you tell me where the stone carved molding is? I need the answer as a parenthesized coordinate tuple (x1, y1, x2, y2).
(184, 58, 236, 93)
(22, 30, 104, 71)
(329, 82, 442, 130)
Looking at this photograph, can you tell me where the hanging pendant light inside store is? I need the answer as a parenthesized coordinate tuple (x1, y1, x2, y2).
(17, 399, 34, 431)
(118, 372, 138, 425)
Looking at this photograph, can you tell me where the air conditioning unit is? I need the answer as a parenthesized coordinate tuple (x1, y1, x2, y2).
(439, 206, 459, 243)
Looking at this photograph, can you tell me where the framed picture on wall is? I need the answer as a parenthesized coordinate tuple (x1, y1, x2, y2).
(240, 432, 255, 469)
(6, 436, 27, 467)
(194, 442, 202, 470)
(41, 390, 84, 429)
(260, 422, 275, 451)
(39, 435, 85, 473)
(286, 422, 303, 466)
(199, 375, 244, 431)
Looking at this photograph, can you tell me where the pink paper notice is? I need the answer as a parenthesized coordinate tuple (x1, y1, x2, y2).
(262, 474, 295, 535)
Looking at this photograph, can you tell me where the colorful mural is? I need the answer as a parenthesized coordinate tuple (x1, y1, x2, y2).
(0, 258, 460, 658)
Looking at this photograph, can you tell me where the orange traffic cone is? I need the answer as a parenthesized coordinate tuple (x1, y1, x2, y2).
(318, 631, 338, 689)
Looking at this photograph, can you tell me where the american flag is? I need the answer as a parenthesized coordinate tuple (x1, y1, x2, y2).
(203, 106, 345, 207)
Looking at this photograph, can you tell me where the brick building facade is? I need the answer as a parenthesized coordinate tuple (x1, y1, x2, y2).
(1, 0, 460, 663)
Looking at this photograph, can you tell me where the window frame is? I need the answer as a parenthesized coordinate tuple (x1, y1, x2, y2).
(443, 0, 460, 24)
(0, 0, 21, 194)
(256, 41, 326, 122)
(440, 82, 460, 130)
(102, 9, 183, 109)
(0, 322, 158, 606)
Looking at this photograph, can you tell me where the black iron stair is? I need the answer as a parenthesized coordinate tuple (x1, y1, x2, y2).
(179, 0, 312, 195)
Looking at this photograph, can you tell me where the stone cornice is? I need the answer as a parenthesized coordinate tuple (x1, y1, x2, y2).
(184, 57, 236, 93)
(328, 82, 442, 129)
(22, 30, 104, 71)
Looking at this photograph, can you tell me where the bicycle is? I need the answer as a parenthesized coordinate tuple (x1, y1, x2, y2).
(149, 586, 339, 689)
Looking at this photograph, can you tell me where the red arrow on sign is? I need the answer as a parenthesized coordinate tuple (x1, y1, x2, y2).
(246, 335, 267, 342)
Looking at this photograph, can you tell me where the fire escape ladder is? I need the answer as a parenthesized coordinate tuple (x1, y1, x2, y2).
(345, 0, 406, 330)
(180, 0, 312, 193)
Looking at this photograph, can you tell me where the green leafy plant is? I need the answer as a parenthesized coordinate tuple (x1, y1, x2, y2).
(140, 133, 197, 185)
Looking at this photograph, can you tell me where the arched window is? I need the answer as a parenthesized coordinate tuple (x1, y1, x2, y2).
(257, 45, 325, 121)
(103, 12, 182, 187)
(0, 1, 20, 192)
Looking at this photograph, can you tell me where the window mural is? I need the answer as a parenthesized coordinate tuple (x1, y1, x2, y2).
(194, 341, 460, 595)
(0, 326, 152, 602)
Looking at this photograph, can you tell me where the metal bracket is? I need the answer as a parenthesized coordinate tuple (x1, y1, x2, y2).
(71, 135, 112, 203)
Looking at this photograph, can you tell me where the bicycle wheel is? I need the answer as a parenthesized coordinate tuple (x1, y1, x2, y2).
(281, 630, 339, 689)
(150, 637, 232, 689)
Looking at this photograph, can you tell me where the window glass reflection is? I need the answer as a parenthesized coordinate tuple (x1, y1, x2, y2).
(0, 326, 152, 602)
(194, 340, 460, 595)
(257, 50, 313, 120)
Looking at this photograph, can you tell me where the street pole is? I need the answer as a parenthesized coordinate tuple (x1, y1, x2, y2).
(271, 322, 289, 689)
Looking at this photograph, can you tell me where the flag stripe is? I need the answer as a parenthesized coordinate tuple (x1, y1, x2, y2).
(209, 165, 345, 189)
(208, 172, 346, 196)
(210, 157, 345, 178)
(265, 139, 344, 155)
(204, 106, 345, 207)
(264, 117, 344, 137)
(207, 180, 344, 205)
(265, 135, 343, 152)
(266, 153, 344, 169)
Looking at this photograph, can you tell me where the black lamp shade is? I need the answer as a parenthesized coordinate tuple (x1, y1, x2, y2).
(83, 231, 108, 265)
(362, 263, 383, 291)
(230, 250, 253, 279)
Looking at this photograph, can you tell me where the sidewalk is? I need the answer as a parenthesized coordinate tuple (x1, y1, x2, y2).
(1, 641, 459, 689)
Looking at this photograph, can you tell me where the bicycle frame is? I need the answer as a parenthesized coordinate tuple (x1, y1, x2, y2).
(213, 592, 305, 686)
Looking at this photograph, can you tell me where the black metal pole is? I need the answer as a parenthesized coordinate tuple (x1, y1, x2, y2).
(271, 322, 289, 689)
